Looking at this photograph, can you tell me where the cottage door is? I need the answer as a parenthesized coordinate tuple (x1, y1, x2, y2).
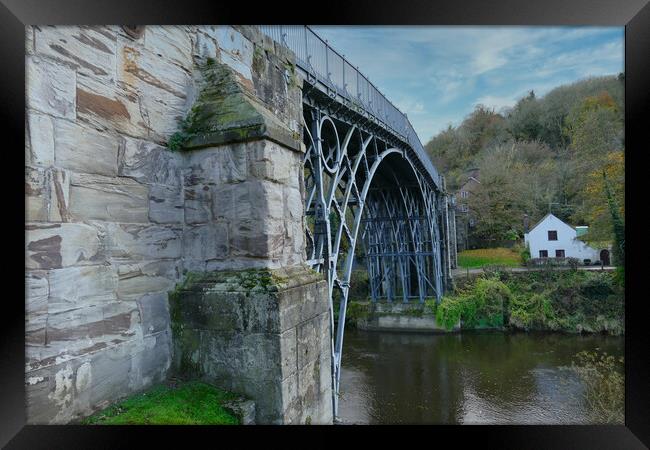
(600, 249, 610, 266)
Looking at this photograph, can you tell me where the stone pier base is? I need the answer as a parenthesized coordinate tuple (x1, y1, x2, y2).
(169, 266, 333, 424)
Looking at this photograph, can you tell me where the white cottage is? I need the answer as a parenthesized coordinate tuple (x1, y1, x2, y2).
(523, 213, 608, 264)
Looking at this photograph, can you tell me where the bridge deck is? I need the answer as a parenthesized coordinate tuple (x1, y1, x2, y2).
(259, 25, 442, 191)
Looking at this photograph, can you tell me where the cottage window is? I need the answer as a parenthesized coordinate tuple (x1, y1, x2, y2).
(548, 230, 558, 241)
(461, 191, 468, 198)
(555, 249, 565, 258)
(539, 250, 548, 258)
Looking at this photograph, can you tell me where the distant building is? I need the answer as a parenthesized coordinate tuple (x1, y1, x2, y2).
(524, 213, 611, 264)
(454, 168, 480, 251)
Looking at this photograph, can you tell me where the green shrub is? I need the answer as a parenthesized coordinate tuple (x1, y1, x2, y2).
(571, 350, 624, 424)
(481, 264, 507, 280)
(345, 301, 370, 326)
(520, 243, 531, 265)
(435, 278, 511, 330)
(348, 270, 370, 300)
(613, 266, 624, 287)
(508, 292, 554, 330)
(435, 295, 465, 330)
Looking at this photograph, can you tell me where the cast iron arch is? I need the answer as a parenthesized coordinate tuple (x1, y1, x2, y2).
(302, 104, 445, 417)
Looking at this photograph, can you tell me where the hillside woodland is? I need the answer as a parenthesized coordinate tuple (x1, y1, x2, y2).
(425, 75, 624, 248)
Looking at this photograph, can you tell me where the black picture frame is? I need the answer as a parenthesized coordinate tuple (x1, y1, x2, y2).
(2, 0, 648, 447)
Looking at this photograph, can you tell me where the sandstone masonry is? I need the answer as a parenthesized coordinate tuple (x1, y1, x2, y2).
(25, 25, 332, 424)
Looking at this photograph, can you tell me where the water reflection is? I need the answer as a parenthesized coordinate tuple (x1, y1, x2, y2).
(338, 330, 623, 424)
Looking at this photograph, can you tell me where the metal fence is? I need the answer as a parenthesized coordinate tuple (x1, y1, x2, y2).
(258, 25, 441, 188)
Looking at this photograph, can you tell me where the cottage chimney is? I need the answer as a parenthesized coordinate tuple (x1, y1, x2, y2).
(523, 214, 529, 233)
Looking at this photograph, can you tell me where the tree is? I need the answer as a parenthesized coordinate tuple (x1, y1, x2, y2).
(564, 92, 623, 165)
(507, 91, 543, 142)
(423, 75, 624, 250)
(602, 162, 625, 267)
(578, 152, 624, 243)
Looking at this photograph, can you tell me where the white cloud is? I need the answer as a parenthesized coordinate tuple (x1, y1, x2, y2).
(473, 95, 519, 112)
(307, 25, 623, 142)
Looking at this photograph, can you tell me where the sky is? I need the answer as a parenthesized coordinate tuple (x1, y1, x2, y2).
(310, 26, 624, 143)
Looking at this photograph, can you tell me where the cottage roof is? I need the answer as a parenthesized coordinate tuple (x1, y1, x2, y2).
(526, 212, 578, 234)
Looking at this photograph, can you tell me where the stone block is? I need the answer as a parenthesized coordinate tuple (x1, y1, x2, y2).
(278, 279, 329, 332)
(119, 135, 182, 186)
(34, 25, 117, 82)
(107, 223, 182, 261)
(44, 299, 138, 345)
(54, 119, 119, 176)
(47, 265, 117, 313)
(86, 340, 144, 413)
(144, 26, 193, 71)
(284, 186, 303, 221)
(200, 331, 283, 383)
(182, 223, 228, 263)
(296, 312, 330, 369)
(26, 271, 49, 346)
(68, 172, 149, 223)
(137, 293, 170, 336)
(248, 141, 297, 183)
(26, 56, 76, 120)
(48, 168, 72, 222)
(149, 184, 184, 224)
(115, 38, 191, 140)
(75, 76, 151, 142)
(229, 218, 284, 259)
(26, 360, 79, 424)
(25, 166, 48, 222)
(26, 111, 55, 167)
(184, 183, 212, 224)
(213, 180, 283, 222)
(279, 327, 298, 380)
(26, 222, 108, 270)
(193, 30, 219, 62)
(117, 37, 190, 100)
(199, 26, 254, 88)
(46, 304, 107, 344)
(117, 259, 180, 299)
(102, 300, 141, 338)
(170, 267, 332, 424)
(130, 331, 172, 389)
(223, 398, 256, 425)
(184, 145, 247, 185)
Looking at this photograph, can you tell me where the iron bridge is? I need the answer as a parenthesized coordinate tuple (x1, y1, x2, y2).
(259, 25, 455, 419)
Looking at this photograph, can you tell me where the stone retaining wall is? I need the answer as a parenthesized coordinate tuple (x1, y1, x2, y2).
(358, 302, 460, 333)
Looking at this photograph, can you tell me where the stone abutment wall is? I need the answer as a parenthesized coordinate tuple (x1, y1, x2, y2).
(25, 25, 332, 424)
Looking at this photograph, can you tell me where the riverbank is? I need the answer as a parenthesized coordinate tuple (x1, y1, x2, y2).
(437, 268, 624, 335)
(344, 267, 624, 336)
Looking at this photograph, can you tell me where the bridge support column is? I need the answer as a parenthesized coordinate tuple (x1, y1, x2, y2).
(169, 29, 332, 424)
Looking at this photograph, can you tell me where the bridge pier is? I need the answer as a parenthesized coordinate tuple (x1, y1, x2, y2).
(166, 28, 333, 424)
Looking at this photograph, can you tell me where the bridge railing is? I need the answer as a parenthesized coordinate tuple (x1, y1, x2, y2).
(259, 25, 441, 189)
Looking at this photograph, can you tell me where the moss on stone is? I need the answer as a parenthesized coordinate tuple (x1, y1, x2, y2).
(167, 54, 302, 153)
(252, 45, 266, 74)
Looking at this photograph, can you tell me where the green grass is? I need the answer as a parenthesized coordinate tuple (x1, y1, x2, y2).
(457, 248, 521, 268)
(82, 381, 240, 425)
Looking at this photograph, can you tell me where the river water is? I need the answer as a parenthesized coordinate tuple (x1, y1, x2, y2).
(338, 330, 623, 424)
